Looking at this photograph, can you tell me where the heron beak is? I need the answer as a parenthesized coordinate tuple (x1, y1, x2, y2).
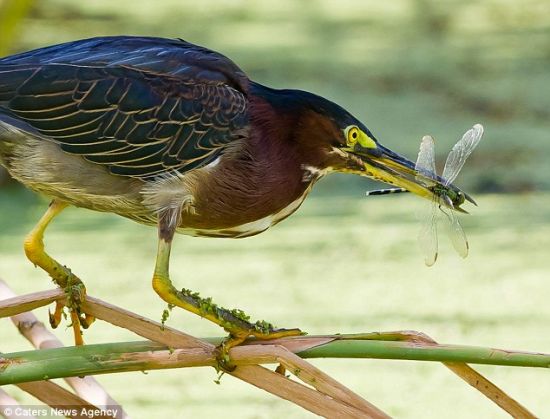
(349, 143, 469, 212)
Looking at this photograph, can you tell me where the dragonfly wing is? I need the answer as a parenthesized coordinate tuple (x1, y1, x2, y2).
(442, 124, 484, 184)
(415, 135, 438, 265)
(418, 201, 438, 266)
(415, 135, 437, 182)
(445, 208, 469, 258)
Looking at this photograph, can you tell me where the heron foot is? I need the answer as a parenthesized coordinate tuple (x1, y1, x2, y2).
(48, 273, 95, 345)
(215, 321, 304, 372)
(154, 277, 303, 370)
(24, 200, 94, 346)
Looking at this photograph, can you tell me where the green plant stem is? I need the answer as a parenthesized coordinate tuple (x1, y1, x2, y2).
(1, 337, 549, 386)
(297, 340, 550, 367)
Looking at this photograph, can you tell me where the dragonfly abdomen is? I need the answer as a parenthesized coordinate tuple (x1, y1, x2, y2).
(366, 187, 408, 196)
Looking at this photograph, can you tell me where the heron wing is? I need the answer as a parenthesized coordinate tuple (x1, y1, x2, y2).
(0, 36, 249, 179)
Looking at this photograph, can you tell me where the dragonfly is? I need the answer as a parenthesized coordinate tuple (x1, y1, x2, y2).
(366, 123, 484, 265)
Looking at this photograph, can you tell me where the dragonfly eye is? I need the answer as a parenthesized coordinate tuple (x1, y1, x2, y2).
(456, 191, 465, 204)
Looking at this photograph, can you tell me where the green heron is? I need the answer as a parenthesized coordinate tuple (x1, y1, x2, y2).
(0, 36, 471, 354)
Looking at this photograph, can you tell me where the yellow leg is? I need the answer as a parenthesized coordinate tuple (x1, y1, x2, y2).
(24, 200, 71, 287)
(24, 200, 95, 344)
(151, 217, 303, 369)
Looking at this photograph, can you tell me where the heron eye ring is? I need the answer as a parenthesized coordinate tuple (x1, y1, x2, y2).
(346, 126, 360, 146)
(344, 125, 377, 149)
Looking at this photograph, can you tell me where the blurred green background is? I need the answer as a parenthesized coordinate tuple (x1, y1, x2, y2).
(0, 1, 549, 418)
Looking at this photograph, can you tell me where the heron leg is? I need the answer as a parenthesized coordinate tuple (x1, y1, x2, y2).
(23, 199, 94, 345)
(152, 211, 303, 369)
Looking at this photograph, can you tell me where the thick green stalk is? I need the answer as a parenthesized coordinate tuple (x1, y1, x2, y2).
(1, 338, 549, 386)
(0, 341, 168, 385)
(298, 340, 550, 367)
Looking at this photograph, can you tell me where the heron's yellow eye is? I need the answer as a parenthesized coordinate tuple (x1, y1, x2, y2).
(344, 126, 377, 149)
(347, 127, 360, 146)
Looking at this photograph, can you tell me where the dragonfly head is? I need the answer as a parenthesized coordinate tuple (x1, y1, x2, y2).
(434, 184, 477, 214)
